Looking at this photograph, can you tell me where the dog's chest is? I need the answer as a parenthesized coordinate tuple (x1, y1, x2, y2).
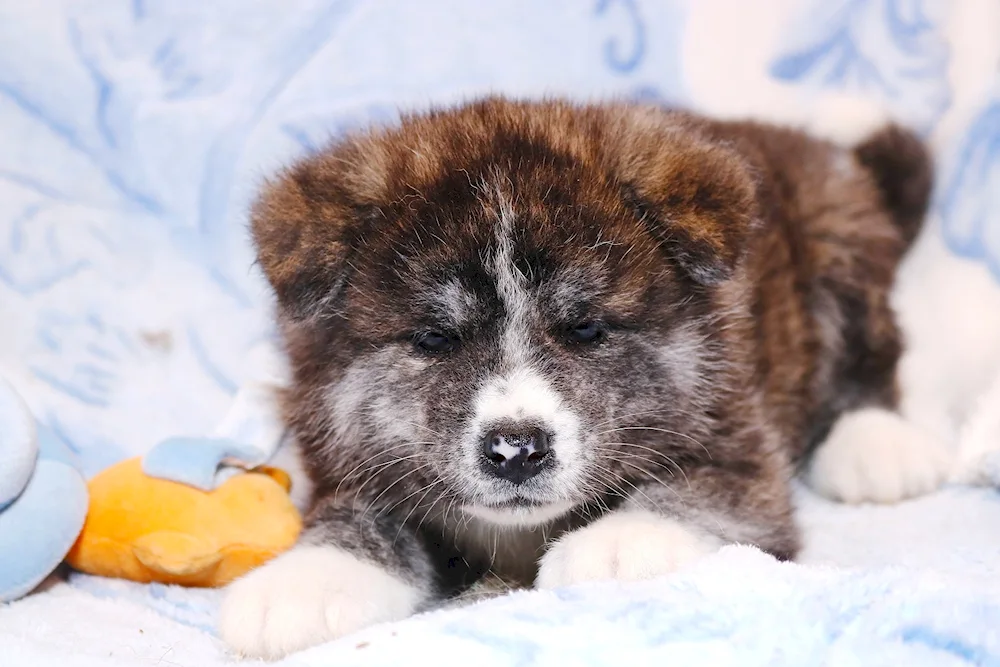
(444, 515, 558, 587)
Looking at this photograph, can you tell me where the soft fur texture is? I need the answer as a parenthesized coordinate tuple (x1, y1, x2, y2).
(221, 98, 937, 658)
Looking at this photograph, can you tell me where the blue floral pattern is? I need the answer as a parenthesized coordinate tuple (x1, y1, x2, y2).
(0, 0, 686, 463)
(770, 0, 951, 135)
(596, 0, 646, 73)
(0, 0, 996, 475)
(2, 2, 1000, 664)
(938, 84, 1000, 279)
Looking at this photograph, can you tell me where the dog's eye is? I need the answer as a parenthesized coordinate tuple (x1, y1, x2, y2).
(565, 320, 606, 345)
(413, 331, 458, 354)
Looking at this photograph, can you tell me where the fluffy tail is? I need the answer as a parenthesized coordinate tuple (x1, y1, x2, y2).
(853, 125, 933, 248)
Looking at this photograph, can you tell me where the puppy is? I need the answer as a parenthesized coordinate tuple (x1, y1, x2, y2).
(220, 97, 939, 658)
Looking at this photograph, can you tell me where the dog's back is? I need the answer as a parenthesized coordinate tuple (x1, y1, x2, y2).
(689, 118, 932, 459)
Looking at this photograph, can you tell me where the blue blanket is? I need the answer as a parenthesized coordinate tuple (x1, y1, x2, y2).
(1, 1, 999, 664)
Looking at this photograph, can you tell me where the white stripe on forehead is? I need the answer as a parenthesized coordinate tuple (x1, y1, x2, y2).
(487, 178, 533, 368)
(430, 279, 478, 326)
(464, 179, 587, 513)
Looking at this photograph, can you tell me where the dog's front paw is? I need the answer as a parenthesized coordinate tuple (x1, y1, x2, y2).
(808, 408, 951, 504)
(535, 510, 719, 589)
(219, 545, 424, 659)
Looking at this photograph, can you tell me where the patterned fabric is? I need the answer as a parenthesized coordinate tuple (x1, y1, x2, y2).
(1, 0, 996, 468)
(1, 1, 999, 664)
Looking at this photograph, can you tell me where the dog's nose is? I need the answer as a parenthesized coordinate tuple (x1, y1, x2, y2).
(480, 428, 551, 484)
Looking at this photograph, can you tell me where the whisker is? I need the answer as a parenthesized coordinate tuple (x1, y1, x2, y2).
(604, 457, 684, 504)
(599, 426, 712, 459)
(349, 454, 429, 505)
(589, 462, 636, 502)
(597, 443, 691, 487)
(588, 466, 644, 512)
(392, 478, 445, 547)
(599, 440, 687, 468)
(489, 526, 499, 572)
(589, 409, 675, 430)
(356, 463, 434, 526)
(379, 475, 445, 521)
(416, 487, 452, 533)
(335, 441, 436, 498)
(487, 570, 514, 593)
(344, 453, 426, 484)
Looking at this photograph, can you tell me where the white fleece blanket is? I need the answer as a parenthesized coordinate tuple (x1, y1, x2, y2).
(2, 1, 1000, 665)
(4, 487, 1000, 666)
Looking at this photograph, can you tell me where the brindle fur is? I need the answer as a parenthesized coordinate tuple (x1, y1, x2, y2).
(251, 98, 930, 598)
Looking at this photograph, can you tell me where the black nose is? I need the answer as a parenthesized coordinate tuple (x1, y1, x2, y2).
(480, 428, 551, 484)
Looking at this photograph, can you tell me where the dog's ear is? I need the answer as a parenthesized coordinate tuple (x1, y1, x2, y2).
(251, 162, 357, 320)
(622, 133, 760, 286)
(251, 133, 396, 320)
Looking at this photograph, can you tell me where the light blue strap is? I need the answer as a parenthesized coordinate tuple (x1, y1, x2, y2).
(141, 342, 289, 490)
(142, 436, 268, 491)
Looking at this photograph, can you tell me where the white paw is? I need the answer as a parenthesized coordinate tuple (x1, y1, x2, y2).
(808, 408, 952, 504)
(219, 545, 424, 659)
(535, 510, 719, 589)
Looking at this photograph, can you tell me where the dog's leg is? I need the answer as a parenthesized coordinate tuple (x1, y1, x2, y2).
(219, 501, 439, 659)
(536, 454, 797, 588)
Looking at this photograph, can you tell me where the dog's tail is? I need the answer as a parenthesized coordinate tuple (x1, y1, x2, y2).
(853, 124, 933, 249)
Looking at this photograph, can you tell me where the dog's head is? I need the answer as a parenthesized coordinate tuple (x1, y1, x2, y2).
(254, 98, 759, 526)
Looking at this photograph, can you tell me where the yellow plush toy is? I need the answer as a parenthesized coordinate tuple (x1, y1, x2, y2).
(66, 458, 301, 587)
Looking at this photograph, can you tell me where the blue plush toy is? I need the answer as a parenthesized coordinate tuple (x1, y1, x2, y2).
(0, 376, 88, 602)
